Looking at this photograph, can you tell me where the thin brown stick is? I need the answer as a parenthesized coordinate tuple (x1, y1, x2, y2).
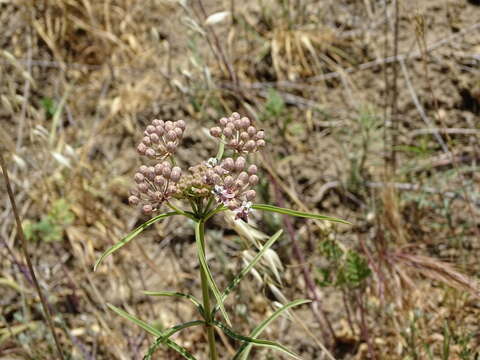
(0, 153, 65, 360)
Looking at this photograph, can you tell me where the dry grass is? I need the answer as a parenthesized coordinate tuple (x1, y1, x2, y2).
(1, 0, 480, 359)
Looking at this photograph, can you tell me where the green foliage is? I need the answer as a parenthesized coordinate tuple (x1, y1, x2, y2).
(24, 199, 74, 243)
(316, 240, 371, 288)
(40, 97, 56, 118)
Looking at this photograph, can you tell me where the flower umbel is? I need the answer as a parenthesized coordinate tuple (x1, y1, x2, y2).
(129, 113, 264, 220)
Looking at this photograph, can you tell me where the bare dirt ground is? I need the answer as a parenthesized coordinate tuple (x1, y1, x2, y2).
(1, 0, 479, 359)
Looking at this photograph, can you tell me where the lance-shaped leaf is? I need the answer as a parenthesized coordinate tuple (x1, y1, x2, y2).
(107, 303, 162, 337)
(215, 229, 283, 313)
(94, 211, 178, 271)
(144, 337, 199, 360)
(252, 204, 350, 224)
(213, 320, 302, 360)
(234, 299, 311, 360)
(195, 221, 231, 326)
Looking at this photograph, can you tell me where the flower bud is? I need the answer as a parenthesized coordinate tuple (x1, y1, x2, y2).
(142, 204, 153, 214)
(146, 166, 156, 180)
(156, 125, 165, 135)
(241, 117, 250, 128)
(219, 117, 228, 126)
(154, 176, 165, 186)
(229, 138, 238, 148)
(142, 136, 151, 145)
(231, 112, 241, 120)
(224, 176, 234, 187)
(174, 127, 183, 138)
(166, 142, 177, 153)
(223, 127, 233, 137)
(175, 120, 186, 130)
(162, 165, 172, 178)
(248, 174, 259, 186)
(256, 139, 266, 148)
(139, 165, 148, 174)
(138, 183, 149, 193)
(154, 163, 164, 174)
(245, 140, 256, 152)
(235, 156, 246, 171)
(128, 195, 140, 205)
(134, 173, 145, 183)
(245, 190, 256, 200)
(146, 125, 156, 134)
(256, 131, 265, 140)
(247, 165, 257, 175)
(247, 126, 256, 136)
(137, 143, 147, 155)
(165, 121, 173, 131)
(145, 148, 156, 157)
(234, 119, 243, 129)
(240, 132, 249, 141)
(170, 166, 182, 182)
(210, 127, 222, 137)
(238, 171, 249, 183)
(149, 133, 160, 143)
(222, 158, 235, 171)
(152, 119, 162, 126)
(166, 130, 177, 141)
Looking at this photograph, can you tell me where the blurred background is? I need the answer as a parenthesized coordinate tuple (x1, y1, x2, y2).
(1, 0, 479, 359)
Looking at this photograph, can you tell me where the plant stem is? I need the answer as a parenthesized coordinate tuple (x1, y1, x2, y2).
(197, 220, 219, 360)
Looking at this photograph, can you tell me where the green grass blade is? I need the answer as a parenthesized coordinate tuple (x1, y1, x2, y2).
(221, 229, 283, 303)
(106, 303, 162, 337)
(143, 291, 204, 317)
(235, 299, 311, 360)
(194, 221, 231, 326)
(213, 320, 302, 360)
(94, 211, 178, 271)
(252, 204, 350, 224)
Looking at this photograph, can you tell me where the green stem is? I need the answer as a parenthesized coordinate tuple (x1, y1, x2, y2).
(197, 220, 219, 360)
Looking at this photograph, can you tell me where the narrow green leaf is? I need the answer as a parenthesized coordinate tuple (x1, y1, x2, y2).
(252, 204, 350, 224)
(94, 211, 178, 271)
(106, 303, 162, 337)
(164, 338, 198, 360)
(219, 229, 283, 305)
(235, 299, 311, 360)
(143, 321, 203, 360)
(143, 291, 204, 317)
(213, 320, 302, 360)
(194, 221, 231, 326)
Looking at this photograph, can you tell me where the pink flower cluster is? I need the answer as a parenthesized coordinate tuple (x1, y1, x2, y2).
(129, 113, 265, 219)
(137, 119, 186, 159)
(210, 112, 265, 154)
(128, 162, 182, 214)
(205, 157, 259, 220)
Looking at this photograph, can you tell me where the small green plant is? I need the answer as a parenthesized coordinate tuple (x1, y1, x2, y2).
(24, 199, 74, 243)
(94, 113, 348, 359)
(316, 239, 371, 288)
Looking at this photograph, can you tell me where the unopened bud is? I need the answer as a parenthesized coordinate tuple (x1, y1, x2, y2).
(174, 127, 183, 137)
(222, 158, 235, 171)
(166, 130, 177, 141)
(142, 136, 151, 145)
(175, 120, 186, 130)
(154, 176, 166, 186)
(248, 174, 259, 185)
(137, 143, 147, 155)
(223, 127, 233, 137)
(128, 195, 140, 205)
(224, 176, 234, 187)
(245, 190, 256, 200)
(166, 142, 177, 153)
(256, 139, 266, 148)
(142, 204, 153, 214)
(247, 165, 257, 175)
(219, 117, 228, 126)
(210, 127, 222, 137)
(247, 126, 256, 136)
(235, 156, 246, 171)
(139, 165, 148, 174)
(256, 131, 265, 140)
(149, 133, 160, 143)
(146, 125, 156, 134)
(134, 173, 145, 183)
(245, 140, 256, 152)
(171, 166, 182, 182)
(145, 148, 156, 157)
(238, 171, 249, 183)
(241, 117, 250, 128)
(231, 112, 241, 120)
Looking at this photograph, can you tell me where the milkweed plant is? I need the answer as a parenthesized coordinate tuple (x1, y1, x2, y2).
(94, 113, 348, 359)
